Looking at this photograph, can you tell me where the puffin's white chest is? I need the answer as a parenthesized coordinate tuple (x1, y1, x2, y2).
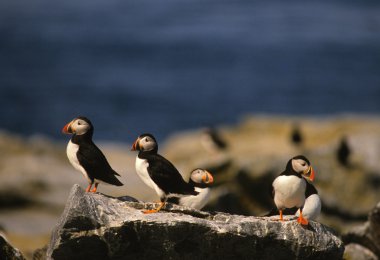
(66, 141, 90, 181)
(179, 187, 210, 210)
(135, 156, 164, 199)
(273, 175, 306, 209)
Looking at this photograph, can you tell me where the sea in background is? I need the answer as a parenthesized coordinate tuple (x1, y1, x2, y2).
(1, 0, 380, 142)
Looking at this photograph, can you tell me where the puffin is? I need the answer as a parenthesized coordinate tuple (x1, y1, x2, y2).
(201, 127, 228, 154)
(336, 136, 351, 167)
(265, 180, 321, 222)
(167, 168, 214, 210)
(290, 124, 303, 147)
(131, 133, 198, 214)
(62, 116, 123, 192)
(272, 155, 315, 225)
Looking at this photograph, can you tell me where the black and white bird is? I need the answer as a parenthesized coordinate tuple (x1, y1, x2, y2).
(336, 136, 351, 167)
(131, 133, 198, 214)
(62, 116, 123, 193)
(290, 124, 303, 147)
(272, 155, 315, 225)
(167, 168, 214, 210)
(295, 181, 321, 222)
(201, 127, 228, 154)
(265, 180, 321, 222)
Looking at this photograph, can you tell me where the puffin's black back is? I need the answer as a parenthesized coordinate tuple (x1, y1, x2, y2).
(71, 128, 122, 186)
(305, 181, 318, 197)
(139, 152, 197, 196)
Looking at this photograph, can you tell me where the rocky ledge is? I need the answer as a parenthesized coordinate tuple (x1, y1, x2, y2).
(44, 184, 344, 260)
(343, 201, 380, 259)
(0, 234, 25, 260)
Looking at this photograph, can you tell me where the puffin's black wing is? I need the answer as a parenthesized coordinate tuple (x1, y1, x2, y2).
(305, 181, 318, 198)
(77, 141, 123, 186)
(146, 153, 198, 196)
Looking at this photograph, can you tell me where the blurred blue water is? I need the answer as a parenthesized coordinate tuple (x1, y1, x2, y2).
(1, 0, 380, 142)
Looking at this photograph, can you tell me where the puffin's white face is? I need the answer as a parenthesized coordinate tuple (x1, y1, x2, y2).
(291, 157, 315, 181)
(137, 135, 157, 151)
(70, 118, 91, 135)
(291, 158, 310, 174)
(62, 118, 91, 135)
(190, 169, 214, 184)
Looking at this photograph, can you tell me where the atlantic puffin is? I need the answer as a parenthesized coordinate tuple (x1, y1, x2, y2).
(131, 133, 198, 214)
(167, 168, 214, 210)
(265, 180, 321, 222)
(290, 124, 303, 147)
(272, 155, 315, 225)
(295, 181, 321, 222)
(62, 116, 123, 192)
(336, 136, 351, 167)
(201, 127, 228, 154)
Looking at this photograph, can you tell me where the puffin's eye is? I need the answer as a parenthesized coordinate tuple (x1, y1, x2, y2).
(301, 162, 306, 166)
(78, 122, 81, 125)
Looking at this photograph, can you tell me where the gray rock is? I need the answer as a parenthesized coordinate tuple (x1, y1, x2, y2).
(0, 234, 25, 260)
(46, 184, 344, 260)
(344, 201, 380, 258)
(344, 243, 378, 260)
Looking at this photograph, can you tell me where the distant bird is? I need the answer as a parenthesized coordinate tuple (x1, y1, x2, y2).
(62, 116, 123, 192)
(201, 127, 228, 154)
(290, 124, 303, 147)
(295, 181, 321, 222)
(167, 168, 214, 210)
(131, 133, 198, 214)
(336, 136, 351, 167)
(272, 155, 315, 225)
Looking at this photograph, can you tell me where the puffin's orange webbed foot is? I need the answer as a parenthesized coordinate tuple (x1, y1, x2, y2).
(297, 210, 309, 226)
(142, 202, 165, 214)
(142, 209, 160, 214)
(90, 183, 99, 193)
(85, 184, 92, 193)
(297, 216, 309, 226)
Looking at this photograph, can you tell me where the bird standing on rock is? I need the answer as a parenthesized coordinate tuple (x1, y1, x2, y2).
(167, 168, 214, 210)
(62, 116, 123, 193)
(131, 133, 198, 214)
(272, 155, 315, 225)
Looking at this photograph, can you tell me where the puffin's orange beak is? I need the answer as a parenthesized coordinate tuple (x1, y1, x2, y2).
(202, 171, 214, 184)
(306, 166, 315, 182)
(62, 121, 73, 134)
(131, 138, 140, 151)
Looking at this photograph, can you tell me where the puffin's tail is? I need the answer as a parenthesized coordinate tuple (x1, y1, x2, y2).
(262, 207, 279, 217)
(106, 170, 123, 186)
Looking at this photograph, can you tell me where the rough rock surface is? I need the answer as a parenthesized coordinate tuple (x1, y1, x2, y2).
(344, 243, 378, 260)
(46, 184, 344, 260)
(344, 202, 380, 259)
(0, 234, 25, 260)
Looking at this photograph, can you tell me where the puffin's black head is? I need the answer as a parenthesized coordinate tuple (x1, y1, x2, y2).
(286, 155, 315, 181)
(131, 133, 158, 153)
(190, 168, 214, 185)
(62, 116, 93, 136)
